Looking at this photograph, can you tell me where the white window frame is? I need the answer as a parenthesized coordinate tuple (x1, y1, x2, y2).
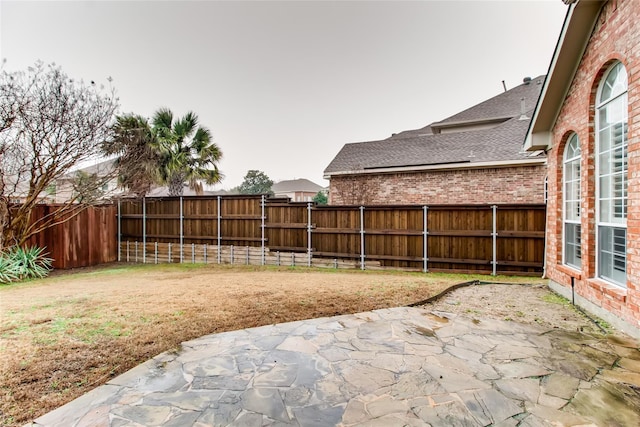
(596, 62, 628, 287)
(563, 133, 581, 269)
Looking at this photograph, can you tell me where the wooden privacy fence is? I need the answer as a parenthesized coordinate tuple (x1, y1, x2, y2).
(119, 196, 546, 276)
(22, 204, 118, 269)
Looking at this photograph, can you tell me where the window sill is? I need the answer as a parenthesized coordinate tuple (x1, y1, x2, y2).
(556, 264, 582, 280)
(586, 278, 627, 303)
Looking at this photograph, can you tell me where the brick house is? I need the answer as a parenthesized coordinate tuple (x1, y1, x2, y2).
(525, 0, 640, 337)
(324, 77, 548, 205)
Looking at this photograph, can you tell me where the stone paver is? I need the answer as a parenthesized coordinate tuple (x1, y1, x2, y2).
(28, 307, 640, 427)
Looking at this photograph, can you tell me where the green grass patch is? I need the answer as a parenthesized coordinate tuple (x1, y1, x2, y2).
(542, 292, 571, 306)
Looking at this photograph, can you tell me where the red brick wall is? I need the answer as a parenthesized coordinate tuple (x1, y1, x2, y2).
(329, 165, 546, 206)
(546, 0, 640, 332)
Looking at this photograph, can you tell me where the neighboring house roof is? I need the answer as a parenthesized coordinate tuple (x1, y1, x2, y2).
(525, 0, 605, 151)
(325, 76, 546, 178)
(272, 179, 324, 193)
(60, 159, 116, 180)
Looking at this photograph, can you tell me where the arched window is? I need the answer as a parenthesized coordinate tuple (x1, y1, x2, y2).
(563, 133, 581, 269)
(596, 62, 628, 287)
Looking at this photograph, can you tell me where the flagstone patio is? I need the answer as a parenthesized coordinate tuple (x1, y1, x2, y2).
(28, 306, 640, 426)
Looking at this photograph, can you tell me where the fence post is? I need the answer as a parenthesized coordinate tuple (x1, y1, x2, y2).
(307, 202, 312, 267)
(135, 241, 138, 262)
(168, 242, 172, 263)
(217, 196, 222, 264)
(246, 245, 249, 265)
(261, 195, 266, 265)
(155, 242, 158, 264)
(204, 243, 207, 264)
(117, 199, 121, 262)
(126, 240, 130, 262)
(180, 196, 184, 263)
(423, 205, 429, 273)
(142, 197, 146, 264)
(230, 245, 234, 264)
(277, 251, 280, 266)
(492, 205, 497, 276)
(192, 243, 195, 263)
(359, 206, 365, 270)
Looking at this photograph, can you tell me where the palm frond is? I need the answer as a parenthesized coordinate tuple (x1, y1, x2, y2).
(173, 111, 198, 141)
(152, 108, 173, 131)
(191, 127, 212, 152)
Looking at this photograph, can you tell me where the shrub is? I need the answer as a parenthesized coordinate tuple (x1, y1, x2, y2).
(0, 246, 53, 284)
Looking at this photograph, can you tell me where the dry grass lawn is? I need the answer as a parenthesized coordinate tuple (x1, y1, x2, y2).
(0, 263, 537, 426)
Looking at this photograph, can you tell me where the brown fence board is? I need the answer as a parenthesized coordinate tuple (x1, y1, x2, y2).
(118, 197, 546, 275)
(21, 204, 117, 269)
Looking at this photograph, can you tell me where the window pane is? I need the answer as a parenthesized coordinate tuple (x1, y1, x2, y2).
(598, 226, 626, 287)
(563, 133, 582, 269)
(597, 63, 628, 286)
(565, 223, 581, 269)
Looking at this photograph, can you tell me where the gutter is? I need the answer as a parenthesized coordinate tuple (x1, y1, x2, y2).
(324, 157, 546, 179)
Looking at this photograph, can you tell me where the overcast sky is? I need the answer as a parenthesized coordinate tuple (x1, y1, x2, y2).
(1, 0, 567, 190)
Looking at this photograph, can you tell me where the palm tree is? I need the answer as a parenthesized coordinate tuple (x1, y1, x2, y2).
(152, 108, 223, 197)
(104, 114, 160, 197)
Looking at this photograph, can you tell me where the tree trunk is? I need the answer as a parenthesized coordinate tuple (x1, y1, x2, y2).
(0, 198, 8, 252)
(167, 172, 186, 197)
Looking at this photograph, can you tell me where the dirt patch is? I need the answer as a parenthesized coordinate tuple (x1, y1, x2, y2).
(422, 282, 609, 336)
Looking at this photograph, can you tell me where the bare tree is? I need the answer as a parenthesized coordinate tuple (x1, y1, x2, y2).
(0, 61, 119, 250)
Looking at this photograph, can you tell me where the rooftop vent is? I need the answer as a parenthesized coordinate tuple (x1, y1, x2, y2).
(523, 77, 532, 85)
(518, 97, 529, 121)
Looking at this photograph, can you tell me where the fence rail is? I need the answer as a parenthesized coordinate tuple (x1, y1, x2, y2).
(119, 196, 545, 276)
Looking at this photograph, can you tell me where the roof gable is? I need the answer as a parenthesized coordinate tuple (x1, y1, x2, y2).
(325, 76, 546, 177)
(525, 0, 605, 151)
(272, 178, 324, 193)
(432, 76, 544, 131)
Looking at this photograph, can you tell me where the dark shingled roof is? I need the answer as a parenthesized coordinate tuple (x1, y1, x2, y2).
(325, 76, 546, 175)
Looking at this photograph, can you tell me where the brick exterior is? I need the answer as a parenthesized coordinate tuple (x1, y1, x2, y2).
(545, 0, 640, 334)
(329, 164, 546, 206)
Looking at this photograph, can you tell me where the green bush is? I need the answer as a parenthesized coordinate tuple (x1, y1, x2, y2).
(0, 246, 53, 284)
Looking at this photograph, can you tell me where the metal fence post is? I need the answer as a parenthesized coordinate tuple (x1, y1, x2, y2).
(142, 197, 146, 264)
(126, 240, 130, 262)
(359, 206, 365, 270)
(192, 243, 195, 263)
(230, 245, 234, 264)
(168, 242, 172, 263)
(117, 199, 121, 262)
(135, 241, 138, 263)
(154, 242, 158, 264)
(492, 205, 498, 276)
(246, 246, 249, 265)
(179, 196, 184, 263)
(307, 202, 312, 267)
(217, 196, 222, 264)
(204, 243, 207, 263)
(261, 195, 266, 265)
(423, 205, 428, 273)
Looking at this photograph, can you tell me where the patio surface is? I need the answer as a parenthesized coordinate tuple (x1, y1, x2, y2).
(28, 306, 640, 427)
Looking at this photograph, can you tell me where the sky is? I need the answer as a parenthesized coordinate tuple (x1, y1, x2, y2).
(0, 0, 567, 190)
